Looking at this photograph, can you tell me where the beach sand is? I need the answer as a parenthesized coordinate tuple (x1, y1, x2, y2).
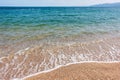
(24, 62, 120, 80)
(0, 36, 120, 80)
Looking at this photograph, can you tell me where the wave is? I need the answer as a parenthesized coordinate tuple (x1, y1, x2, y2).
(0, 36, 120, 80)
(21, 61, 120, 80)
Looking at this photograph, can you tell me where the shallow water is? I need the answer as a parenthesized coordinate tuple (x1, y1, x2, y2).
(0, 7, 120, 46)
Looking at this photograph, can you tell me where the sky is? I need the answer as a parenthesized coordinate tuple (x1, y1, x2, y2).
(0, 0, 120, 6)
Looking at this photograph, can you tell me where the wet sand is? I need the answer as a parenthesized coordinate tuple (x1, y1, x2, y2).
(24, 62, 120, 80)
(0, 36, 120, 80)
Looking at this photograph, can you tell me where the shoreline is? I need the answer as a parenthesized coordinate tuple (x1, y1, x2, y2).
(21, 61, 120, 80)
(0, 35, 120, 80)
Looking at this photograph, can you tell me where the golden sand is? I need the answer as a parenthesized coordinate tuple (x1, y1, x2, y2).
(24, 63, 120, 80)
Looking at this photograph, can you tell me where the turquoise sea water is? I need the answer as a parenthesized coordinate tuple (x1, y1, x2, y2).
(0, 7, 120, 48)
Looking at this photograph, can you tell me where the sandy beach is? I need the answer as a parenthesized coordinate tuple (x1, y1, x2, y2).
(0, 36, 120, 80)
(24, 62, 120, 80)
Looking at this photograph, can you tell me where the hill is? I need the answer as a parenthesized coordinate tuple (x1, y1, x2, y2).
(92, 2, 120, 7)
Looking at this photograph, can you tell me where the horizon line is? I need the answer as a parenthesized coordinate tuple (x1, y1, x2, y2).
(0, 5, 90, 7)
(0, 2, 120, 7)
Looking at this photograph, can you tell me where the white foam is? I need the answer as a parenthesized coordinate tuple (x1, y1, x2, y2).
(0, 56, 8, 60)
(25, 47, 30, 51)
(12, 78, 22, 80)
(15, 47, 30, 55)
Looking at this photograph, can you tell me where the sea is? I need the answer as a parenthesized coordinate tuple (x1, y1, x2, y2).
(0, 7, 120, 79)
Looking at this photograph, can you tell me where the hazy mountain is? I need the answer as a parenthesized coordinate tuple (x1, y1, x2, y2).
(92, 2, 120, 7)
